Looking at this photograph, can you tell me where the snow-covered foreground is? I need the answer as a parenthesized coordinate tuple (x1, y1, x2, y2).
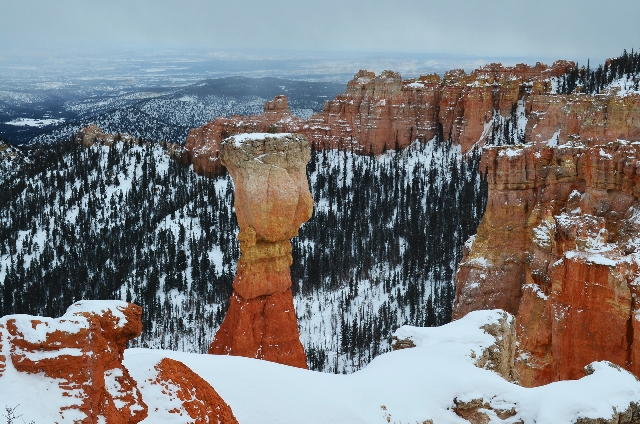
(124, 310, 640, 424)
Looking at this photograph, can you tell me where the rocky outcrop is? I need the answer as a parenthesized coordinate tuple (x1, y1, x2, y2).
(181, 59, 640, 174)
(453, 397, 520, 424)
(148, 358, 239, 423)
(73, 124, 138, 147)
(209, 133, 312, 368)
(0, 301, 239, 423)
(181, 95, 303, 177)
(0, 300, 148, 423)
(473, 311, 519, 382)
(453, 140, 640, 387)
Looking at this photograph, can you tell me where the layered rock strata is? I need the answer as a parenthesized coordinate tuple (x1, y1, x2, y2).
(453, 140, 640, 387)
(208, 133, 312, 369)
(179, 61, 605, 176)
(182, 61, 640, 177)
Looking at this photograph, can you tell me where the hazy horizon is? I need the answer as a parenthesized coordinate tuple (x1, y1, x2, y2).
(2, 0, 639, 82)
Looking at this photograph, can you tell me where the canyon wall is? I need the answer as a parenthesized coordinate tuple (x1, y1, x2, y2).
(208, 133, 312, 369)
(453, 139, 640, 387)
(178, 60, 581, 176)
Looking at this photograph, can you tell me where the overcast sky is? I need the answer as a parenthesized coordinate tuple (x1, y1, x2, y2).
(2, 0, 639, 66)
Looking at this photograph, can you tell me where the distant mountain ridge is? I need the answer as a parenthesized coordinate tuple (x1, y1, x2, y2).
(0, 76, 345, 145)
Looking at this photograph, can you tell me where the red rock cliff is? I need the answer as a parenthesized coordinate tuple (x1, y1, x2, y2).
(208, 133, 312, 369)
(453, 139, 640, 387)
(179, 60, 586, 172)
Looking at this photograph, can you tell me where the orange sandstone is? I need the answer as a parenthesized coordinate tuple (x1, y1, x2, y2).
(209, 133, 312, 368)
(453, 140, 640, 387)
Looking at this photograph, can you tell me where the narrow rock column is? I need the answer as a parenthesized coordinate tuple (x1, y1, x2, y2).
(209, 133, 313, 368)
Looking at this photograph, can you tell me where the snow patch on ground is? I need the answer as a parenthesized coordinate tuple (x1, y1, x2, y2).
(4, 117, 65, 127)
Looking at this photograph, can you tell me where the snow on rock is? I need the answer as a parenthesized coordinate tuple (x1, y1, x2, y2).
(0, 301, 148, 423)
(124, 309, 640, 424)
(226, 132, 293, 146)
(0, 301, 242, 423)
(64, 299, 133, 329)
(128, 356, 238, 424)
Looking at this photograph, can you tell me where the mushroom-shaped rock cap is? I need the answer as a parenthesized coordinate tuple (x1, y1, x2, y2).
(220, 133, 313, 243)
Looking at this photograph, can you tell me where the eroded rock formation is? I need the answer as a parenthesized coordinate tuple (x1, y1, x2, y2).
(181, 95, 301, 177)
(0, 300, 148, 423)
(182, 60, 640, 173)
(209, 133, 312, 368)
(0, 301, 239, 423)
(453, 140, 640, 387)
(147, 357, 239, 423)
(74, 124, 139, 147)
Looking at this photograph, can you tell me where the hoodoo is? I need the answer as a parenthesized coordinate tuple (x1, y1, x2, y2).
(208, 132, 313, 368)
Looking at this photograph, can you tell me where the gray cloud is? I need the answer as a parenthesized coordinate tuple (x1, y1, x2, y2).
(2, 0, 639, 64)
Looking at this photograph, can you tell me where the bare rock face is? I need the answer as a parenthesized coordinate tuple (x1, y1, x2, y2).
(0, 300, 148, 423)
(209, 133, 312, 369)
(474, 311, 519, 382)
(453, 140, 640, 387)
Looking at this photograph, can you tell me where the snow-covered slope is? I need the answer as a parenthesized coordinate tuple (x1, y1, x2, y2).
(124, 310, 640, 424)
(1, 77, 345, 145)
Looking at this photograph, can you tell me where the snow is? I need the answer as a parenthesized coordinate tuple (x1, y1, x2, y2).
(467, 256, 490, 268)
(64, 300, 132, 328)
(464, 234, 476, 251)
(122, 309, 640, 424)
(546, 129, 561, 147)
(227, 132, 293, 145)
(4, 117, 65, 127)
(104, 368, 125, 404)
(524, 283, 548, 300)
(25, 347, 83, 361)
(7, 314, 88, 344)
(607, 76, 640, 97)
(532, 218, 556, 249)
(499, 146, 524, 157)
(407, 82, 425, 88)
(564, 250, 619, 267)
